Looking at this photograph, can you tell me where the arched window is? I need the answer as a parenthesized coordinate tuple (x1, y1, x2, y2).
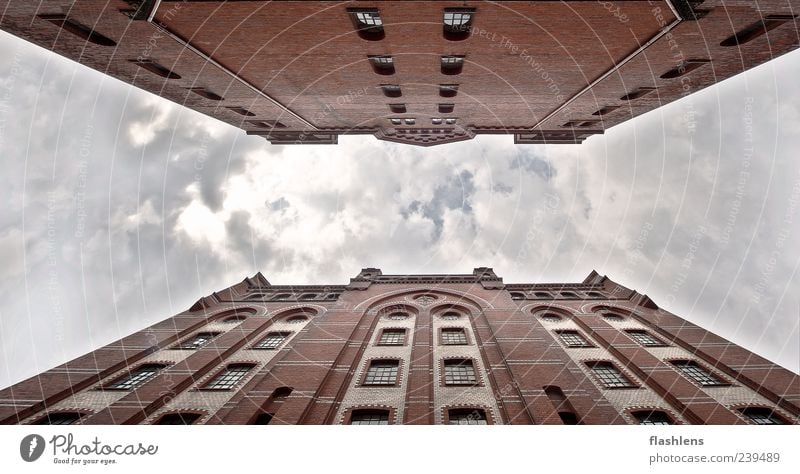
(155, 413, 202, 425)
(350, 409, 390, 425)
(381, 84, 402, 98)
(534, 292, 551, 298)
(173, 332, 219, 350)
(441, 311, 460, 320)
(509, 292, 526, 300)
(602, 312, 624, 322)
(738, 407, 786, 425)
(632, 410, 672, 425)
(586, 292, 604, 298)
(299, 293, 318, 300)
(386, 312, 409, 321)
(348, 8, 385, 41)
(272, 293, 291, 301)
(222, 315, 247, 324)
(439, 84, 459, 97)
(286, 315, 308, 324)
(540, 313, 562, 322)
(560, 291, 578, 298)
(443, 8, 475, 41)
(33, 412, 86, 425)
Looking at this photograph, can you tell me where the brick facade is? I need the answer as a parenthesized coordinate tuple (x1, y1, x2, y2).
(1, 1, 798, 146)
(1, 268, 797, 425)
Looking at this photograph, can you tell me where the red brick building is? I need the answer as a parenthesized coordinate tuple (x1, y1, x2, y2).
(1, 268, 797, 425)
(1, 0, 798, 146)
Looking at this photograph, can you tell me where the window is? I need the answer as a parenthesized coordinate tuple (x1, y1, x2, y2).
(404, 118, 415, 125)
(739, 407, 785, 425)
(350, 409, 390, 425)
(448, 408, 487, 425)
(369, 55, 395, 75)
(588, 362, 634, 388)
(203, 364, 253, 390)
(286, 315, 307, 323)
(222, 315, 247, 324)
(174, 332, 219, 350)
(431, 118, 443, 125)
(592, 105, 620, 116)
(444, 359, 477, 385)
(626, 330, 665, 347)
(299, 293, 317, 300)
(381, 84, 402, 98)
(188, 87, 224, 101)
(620, 87, 657, 101)
(558, 330, 592, 348)
(440, 84, 459, 97)
(378, 329, 405, 345)
(602, 313, 624, 322)
(540, 313, 561, 322)
(586, 292, 604, 298)
(254, 332, 290, 350)
(363, 360, 399, 385)
(510, 292, 526, 300)
(107, 364, 165, 390)
(155, 413, 201, 425)
(441, 311, 460, 320)
(34, 412, 85, 425)
(444, 118, 457, 124)
(272, 293, 291, 300)
(389, 104, 406, 113)
(441, 55, 465, 75)
(720, 15, 797, 47)
(226, 106, 255, 117)
(534, 292, 551, 298)
(348, 8, 385, 41)
(560, 291, 578, 298)
(129, 59, 181, 79)
(443, 8, 475, 41)
(438, 103, 455, 113)
(38, 14, 117, 46)
(633, 411, 672, 425)
(247, 120, 286, 129)
(390, 118, 402, 125)
(387, 312, 408, 320)
(660, 59, 711, 79)
(441, 328, 468, 345)
(671, 360, 723, 386)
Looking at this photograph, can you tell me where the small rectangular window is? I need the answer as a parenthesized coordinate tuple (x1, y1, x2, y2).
(363, 360, 399, 385)
(351, 410, 390, 425)
(389, 104, 406, 113)
(441, 328, 468, 345)
(378, 329, 405, 346)
(444, 359, 477, 385)
(203, 365, 252, 390)
(107, 364, 164, 390)
(254, 332, 290, 350)
(174, 332, 218, 350)
(588, 362, 634, 388)
(441, 55, 465, 75)
(448, 408, 487, 425)
(626, 330, 665, 347)
(558, 330, 591, 347)
(672, 360, 722, 386)
(440, 84, 459, 97)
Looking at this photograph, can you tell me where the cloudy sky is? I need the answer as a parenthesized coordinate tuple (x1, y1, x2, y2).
(0, 28, 798, 389)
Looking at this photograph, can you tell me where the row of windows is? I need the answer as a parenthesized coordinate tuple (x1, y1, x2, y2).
(248, 292, 339, 301)
(349, 8, 475, 42)
(389, 117, 458, 126)
(104, 363, 258, 392)
(361, 359, 477, 386)
(382, 310, 462, 321)
(381, 83, 460, 98)
(369, 54, 465, 75)
(375, 327, 467, 346)
(510, 290, 605, 300)
(555, 329, 667, 348)
(29, 405, 790, 425)
(537, 310, 627, 322)
(585, 360, 726, 389)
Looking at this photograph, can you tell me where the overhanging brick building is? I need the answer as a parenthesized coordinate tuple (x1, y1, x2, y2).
(1, 1, 798, 146)
(1, 268, 798, 425)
